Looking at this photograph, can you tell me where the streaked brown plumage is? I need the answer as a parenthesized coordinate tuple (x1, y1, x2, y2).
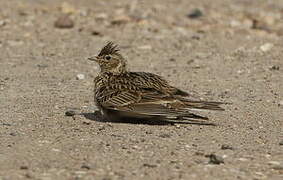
(88, 42, 225, 121)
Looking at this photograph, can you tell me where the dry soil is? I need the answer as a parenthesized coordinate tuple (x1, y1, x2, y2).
(0, 0, 282, 179)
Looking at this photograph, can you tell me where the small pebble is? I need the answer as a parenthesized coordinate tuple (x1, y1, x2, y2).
(279, 140, 283, 145)
(187, 9, 203, 19)
(221, 144, 234, 150)
(269, 65, 280, 71)
(9, 132, 17, 136)
(76, 74, 85, 80)
(265, 154, 271, 158)
(0, 20, 6, 27)
(54, 15, 74, 29)
(65, 110, 77, 116)
(52, 148, 60, 152)
(206, 154, 224, 164)
(82, 120, 91, 125)
(91, 30, 102, 36)
(20, 165, 28, 170)
(143, 163, 157, 168)
(260, 43, 273, 52)
(81, 164, 91, 170)
(278, 101, 283, 107)
(174, 124, 181, 128)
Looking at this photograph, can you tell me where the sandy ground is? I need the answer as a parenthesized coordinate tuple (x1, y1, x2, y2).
(0, 0, 282, 179)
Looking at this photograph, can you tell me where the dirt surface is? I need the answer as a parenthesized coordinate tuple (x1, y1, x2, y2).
(0, 0, 282, 179)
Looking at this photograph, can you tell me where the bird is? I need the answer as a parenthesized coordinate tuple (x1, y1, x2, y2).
(88, 42, 225, 122)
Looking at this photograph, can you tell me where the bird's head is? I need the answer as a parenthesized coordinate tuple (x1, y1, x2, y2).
(88, 42, 127, 74)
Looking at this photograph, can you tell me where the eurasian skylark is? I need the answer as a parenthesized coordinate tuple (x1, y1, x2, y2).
(88, 42, 225, 121)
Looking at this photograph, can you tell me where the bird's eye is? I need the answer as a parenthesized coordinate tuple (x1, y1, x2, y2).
(105, 55, 111, 60)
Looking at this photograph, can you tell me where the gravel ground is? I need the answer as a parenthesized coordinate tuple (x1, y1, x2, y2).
(0, 0, 282, 179)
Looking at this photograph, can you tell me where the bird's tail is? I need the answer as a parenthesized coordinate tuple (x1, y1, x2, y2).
(182, 100, 226, 111)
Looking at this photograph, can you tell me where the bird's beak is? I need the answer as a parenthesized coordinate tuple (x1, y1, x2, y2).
(88, 56, 99, 62)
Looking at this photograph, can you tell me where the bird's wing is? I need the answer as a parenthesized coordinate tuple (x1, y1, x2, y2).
(117, 100, 208, 120)
(130, 72, 191, 96)
(98, 90, 141, 107)
(98, 89, 209, 120)
(97, 88, 162, 108)
(96, 72, 224, 120)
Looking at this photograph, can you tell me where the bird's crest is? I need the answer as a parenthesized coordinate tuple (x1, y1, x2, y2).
(98, 42, 119, 56)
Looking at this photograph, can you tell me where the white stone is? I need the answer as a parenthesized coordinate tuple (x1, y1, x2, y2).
(52, 148, 60, 152)
(76, 74, 85, 80)
(260, 43, 273, 52)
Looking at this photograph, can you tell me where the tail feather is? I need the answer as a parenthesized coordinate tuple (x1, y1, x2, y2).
(182, 100, 225, 111)
(178, 113, 209, 120)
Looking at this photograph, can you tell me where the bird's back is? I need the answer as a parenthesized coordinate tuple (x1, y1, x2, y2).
(94, 71, 186, 100)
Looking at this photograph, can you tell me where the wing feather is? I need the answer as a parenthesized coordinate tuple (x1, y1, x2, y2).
(95, 72, 224, 120)
(99, 91, 141, 107)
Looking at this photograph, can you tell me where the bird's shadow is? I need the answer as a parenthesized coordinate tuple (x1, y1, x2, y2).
(80, 111, 216, 126)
